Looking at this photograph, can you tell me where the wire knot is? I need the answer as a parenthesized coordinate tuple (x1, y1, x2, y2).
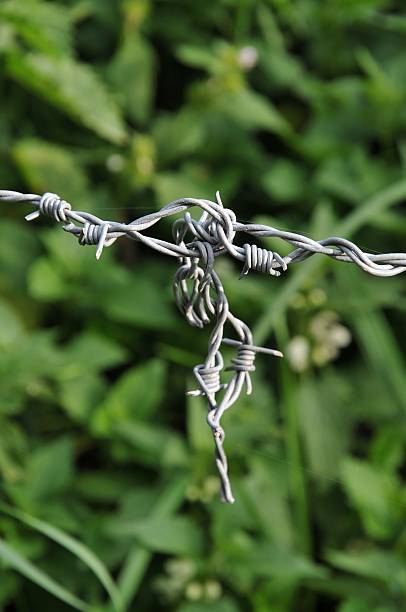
(199, 192, 236, 253)
(229, 343, 256, 373)
(187, 352, 225, 405)
(207, 210, 236, 250)
(207, 417, 235, 503)
(25, 192, 71, 223)
(223, 338, 283, 395)
(241, 243, 287, 277)
(193, 241, 214, 289)
(213, 424, 225, 441)
(79, 222, 113, 259)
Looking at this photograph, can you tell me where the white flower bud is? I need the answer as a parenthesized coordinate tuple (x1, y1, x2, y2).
(238, 46, 258, 70)
(287, 336, 310, 372)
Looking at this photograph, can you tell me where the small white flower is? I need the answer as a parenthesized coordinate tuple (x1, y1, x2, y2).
(287, 336, 310, 372)
(328, 324, 352, 348)
(238, 46, 258, 70)
(309, 288, 327, 306)
(165, 558, 195, 581)
(309, 310, 338, 340)
(312, 343, 338, 366)
(205, 579, 222, 600)
(185, 581, 203, 601)
(106, 154, 124, 173)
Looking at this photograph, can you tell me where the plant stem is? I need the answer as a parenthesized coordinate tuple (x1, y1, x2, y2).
(276, 314, 311, 556)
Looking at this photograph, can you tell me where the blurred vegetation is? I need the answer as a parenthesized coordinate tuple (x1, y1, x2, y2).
(1, 0, 406, 610)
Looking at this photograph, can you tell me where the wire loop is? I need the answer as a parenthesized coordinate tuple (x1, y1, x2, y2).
(188, 352, 225, 404)
(25, 192, 71, 223)
(241, 243, 287, 276)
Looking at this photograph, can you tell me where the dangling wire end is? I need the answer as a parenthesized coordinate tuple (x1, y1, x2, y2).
(25, 210, 40, 222)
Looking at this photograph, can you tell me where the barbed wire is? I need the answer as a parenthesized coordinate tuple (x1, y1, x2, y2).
(2, 189, 406, 503)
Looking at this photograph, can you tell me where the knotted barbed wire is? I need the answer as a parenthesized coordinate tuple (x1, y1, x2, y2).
(2, 189, 406, 503)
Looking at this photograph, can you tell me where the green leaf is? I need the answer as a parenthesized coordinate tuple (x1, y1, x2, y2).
(92, 359, 166, 433)
(26, 437, 74, 501)
(0, 420, 26, 483)
(110, 515, 203, 556)
(101, 274, 178, 330)
(176, 44, 221, 73)
(0, 0, 73, 56)
(116, 476, 188, 608)
(41, 227, 98, 274)
(369, 425, 405, 472)
(75, 472, 135, 503)
(327, 547, 406, 592)
(0, 503, 123, 611)
(0, 220, 40, 294)
(0, 538, 88, 611)
(153, 109, 205, 165)
(27, 256, 68, 301)
(0, 330, 62, 413)
(232, 543, 327, 581)
(215, 88, 291, 135)
(242, 456, 294, 550)
(13, 139, 90, 205)
(61, 332, 128, 376)
(7, 52, 127, 144)
(0, 299, 24, 349)
(108, 33, 156, 125)
(59, 373, 107, 423)
(262, 158, 307, 202)
(350, 307, 406, 416)
(340, 457, 405, 539)
(105, 358, 165, 420)
(339, 177, 406, 237)
(116, 421, 189, 468)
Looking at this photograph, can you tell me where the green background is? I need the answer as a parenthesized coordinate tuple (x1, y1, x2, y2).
(1, 1, 406, 610)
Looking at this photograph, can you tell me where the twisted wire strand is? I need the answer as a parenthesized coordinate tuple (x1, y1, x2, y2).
(2, 188, 406, 503)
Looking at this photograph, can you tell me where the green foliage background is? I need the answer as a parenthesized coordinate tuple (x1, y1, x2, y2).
(1, 1, 406, 610)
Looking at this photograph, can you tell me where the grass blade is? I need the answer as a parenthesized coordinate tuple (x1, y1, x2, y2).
(350, 309, 406, 416)
(0, 538, 88, 611)
(275, 315, 311, 556)
(0, 502, 123, 612)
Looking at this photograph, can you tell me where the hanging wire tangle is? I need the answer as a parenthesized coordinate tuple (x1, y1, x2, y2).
(2, 189, 406, 503)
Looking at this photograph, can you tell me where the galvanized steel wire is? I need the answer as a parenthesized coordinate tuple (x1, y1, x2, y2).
(2, 188, 406, 503)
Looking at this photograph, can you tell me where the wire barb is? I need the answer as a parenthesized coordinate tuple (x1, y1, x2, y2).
(2, 187, 406, 503)
(25, 192, 72, 223)
(241, 243, 287, 277)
